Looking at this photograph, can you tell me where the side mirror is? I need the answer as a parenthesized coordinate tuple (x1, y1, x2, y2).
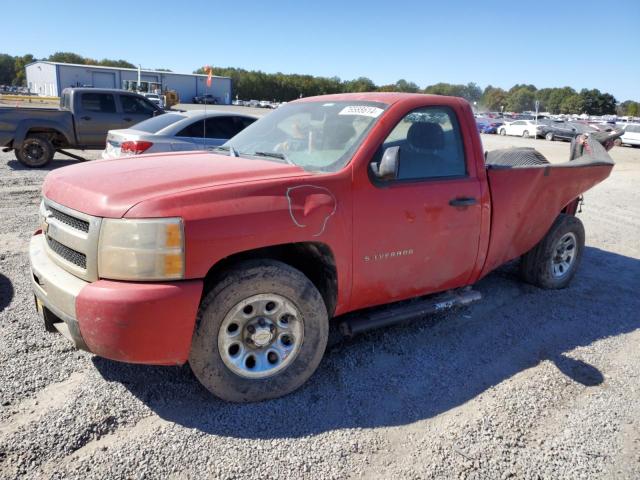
(371, 146, 400, 181)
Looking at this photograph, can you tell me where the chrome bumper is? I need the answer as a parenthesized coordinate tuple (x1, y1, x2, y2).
(30, 234, 89, 350)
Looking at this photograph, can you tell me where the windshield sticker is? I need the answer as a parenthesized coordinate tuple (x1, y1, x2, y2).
(339, 106, 384, 118)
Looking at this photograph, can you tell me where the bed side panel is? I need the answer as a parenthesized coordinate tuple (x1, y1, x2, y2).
(479, 164, 612, 278)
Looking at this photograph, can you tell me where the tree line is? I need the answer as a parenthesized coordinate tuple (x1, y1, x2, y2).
(199, 67, 637, 116)
(1, 51, 637, 116)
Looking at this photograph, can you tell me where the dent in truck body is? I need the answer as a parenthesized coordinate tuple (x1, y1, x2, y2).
(286, 185, 338, 237)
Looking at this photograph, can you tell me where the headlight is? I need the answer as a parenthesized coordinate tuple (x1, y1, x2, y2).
(98, 218, 184, 280)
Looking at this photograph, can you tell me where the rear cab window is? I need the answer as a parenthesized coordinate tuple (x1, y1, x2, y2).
(61, 91, 71, 110)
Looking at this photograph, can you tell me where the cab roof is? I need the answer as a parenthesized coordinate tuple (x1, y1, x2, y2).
(295, 91, 466, 107)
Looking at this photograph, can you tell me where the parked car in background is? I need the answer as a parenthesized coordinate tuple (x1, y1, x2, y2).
(498, 120, 545, 138)
(476, 118, 504, 134)
(0, 87, 163, 167)
(258, 100, 272, 108)
(538, 120, 581, 142)
(102, 110, 257, 159)
(482, 121, 504, 134)
(143, 93, 165, 109)
(616, 123, 640, 147)
(193, 94, 218, 104)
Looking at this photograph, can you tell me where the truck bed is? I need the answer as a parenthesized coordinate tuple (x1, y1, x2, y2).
(480, 137, 614, 277)
(0, 107, 73, 148)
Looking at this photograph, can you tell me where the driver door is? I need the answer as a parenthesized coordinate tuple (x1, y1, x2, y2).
(351, 106, 482, 310)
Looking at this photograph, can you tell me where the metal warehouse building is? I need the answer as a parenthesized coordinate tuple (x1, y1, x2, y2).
(25, 61, 232, 104)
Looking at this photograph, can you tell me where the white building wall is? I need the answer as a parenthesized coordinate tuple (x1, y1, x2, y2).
(25, 62, 58, 96)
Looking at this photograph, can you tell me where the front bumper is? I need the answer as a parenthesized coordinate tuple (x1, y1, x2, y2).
(30, 234, 203, 365)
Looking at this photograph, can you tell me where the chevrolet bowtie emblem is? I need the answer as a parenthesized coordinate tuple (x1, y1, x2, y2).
(43, 212, 52, 235)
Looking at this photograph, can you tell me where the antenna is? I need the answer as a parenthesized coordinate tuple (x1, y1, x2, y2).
(203, 65, 213, 151)
(203, 85, 207, 151)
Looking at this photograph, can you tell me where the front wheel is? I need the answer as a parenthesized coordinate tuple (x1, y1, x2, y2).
(189, 260, 329, 402)
(613, 138, 622, 147)
(499, 128, 506, 136)
(545, 132, 554, 141)
(522, 130, 529, 138)
(520, 214, 585, 289)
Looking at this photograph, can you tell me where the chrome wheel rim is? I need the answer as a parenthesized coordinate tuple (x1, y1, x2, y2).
(551, 232, 577, 278)
(218, 294, 304, 379)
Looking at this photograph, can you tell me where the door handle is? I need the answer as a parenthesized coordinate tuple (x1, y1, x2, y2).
(123, 117, 133, 122)
(81, 116, 91, 120)
(449, 197, 478, 207)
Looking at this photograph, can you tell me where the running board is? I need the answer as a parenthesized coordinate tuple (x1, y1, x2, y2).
(338, 287, 482, 338)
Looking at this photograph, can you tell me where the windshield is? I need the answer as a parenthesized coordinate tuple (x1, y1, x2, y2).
(132, 113, 186, 133)
(223, 100, 387, 172)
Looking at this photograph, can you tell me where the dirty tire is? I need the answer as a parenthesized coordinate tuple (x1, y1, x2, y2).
(189, 259, 328, 402)
(15, 134, 54, 168)
(520, 214, 585, 289)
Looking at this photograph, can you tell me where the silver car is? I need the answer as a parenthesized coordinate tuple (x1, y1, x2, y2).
(102, 110, 257, 159)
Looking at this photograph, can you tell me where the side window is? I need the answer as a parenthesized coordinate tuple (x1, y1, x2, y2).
(239, 116, 257, 130)
(204, 117, 236, 139)
(207, 116, 256, 138)
(121, 95, 156, 115)
(176, 119, 204, 138)
(380, 106, 466, 180)
(80, 93, 116, 113)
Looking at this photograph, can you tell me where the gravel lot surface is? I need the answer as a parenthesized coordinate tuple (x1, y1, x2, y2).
(0, 130, 639, 479)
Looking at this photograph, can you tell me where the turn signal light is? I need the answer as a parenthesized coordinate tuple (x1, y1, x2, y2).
(121, 140, 153, 155)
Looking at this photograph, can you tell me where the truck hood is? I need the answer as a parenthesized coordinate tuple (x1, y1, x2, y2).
(43, 151, 307, 218)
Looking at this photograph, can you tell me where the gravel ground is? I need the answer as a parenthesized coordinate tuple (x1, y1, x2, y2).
(0, 134, 639, 479)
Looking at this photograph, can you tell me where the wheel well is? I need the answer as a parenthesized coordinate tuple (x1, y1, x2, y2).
(203, 242, 338, 317)
(25, 128, 68, 147)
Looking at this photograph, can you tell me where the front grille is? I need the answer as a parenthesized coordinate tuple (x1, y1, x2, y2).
(46, 235, 87, 269)
(48, 206, 90, 233)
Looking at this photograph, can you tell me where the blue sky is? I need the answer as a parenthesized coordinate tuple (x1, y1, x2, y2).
(3, 0, 639, 100)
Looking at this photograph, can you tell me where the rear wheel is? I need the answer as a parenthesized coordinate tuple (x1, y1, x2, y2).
(522, 130, 529, 138)
(545, 132, 554, 141)
(189, 260, 328, 402)
(520, 214, 585, 289)
(15, 134, 54, 167)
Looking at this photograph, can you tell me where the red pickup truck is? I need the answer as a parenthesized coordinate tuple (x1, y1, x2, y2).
(29, 93, 616, 402)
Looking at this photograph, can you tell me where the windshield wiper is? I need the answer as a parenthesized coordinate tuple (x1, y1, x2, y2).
(252, 151, 294, 165)
(212, 146, 239, 157)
